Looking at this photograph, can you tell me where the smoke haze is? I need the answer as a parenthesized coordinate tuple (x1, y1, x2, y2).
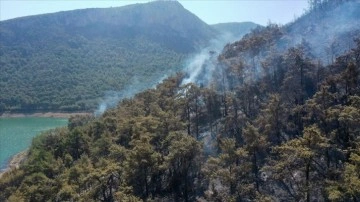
(94, 73, 172, 116)
(181, 33, 242, 86)
(283, 1, 360, 63)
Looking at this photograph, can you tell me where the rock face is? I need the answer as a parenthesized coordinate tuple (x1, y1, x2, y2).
(0, 151, 28, 179)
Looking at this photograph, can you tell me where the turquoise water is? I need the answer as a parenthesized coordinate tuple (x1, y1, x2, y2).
(0, 117, 68, 170)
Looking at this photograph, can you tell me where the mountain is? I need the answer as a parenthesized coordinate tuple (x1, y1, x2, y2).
(284, 0, 360, 63)
(212, 21, 260, 40)
(0, 1, 217, 113)
(221, 0, 360, 65)
(1, 41, 359, 201)
(1, 0, 360, 201)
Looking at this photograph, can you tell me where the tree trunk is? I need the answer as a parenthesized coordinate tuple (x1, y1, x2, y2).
(306, 161, 310, 202)
(253, 150, 260, 192)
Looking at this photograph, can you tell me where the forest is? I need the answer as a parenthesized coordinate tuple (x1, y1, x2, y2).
(1, 26, 359, 202)
(0, 0, 359, 201)
(0, 1, 215, 113)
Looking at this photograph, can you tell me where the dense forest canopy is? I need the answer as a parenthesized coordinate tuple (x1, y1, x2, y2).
(0, 1, 258, 114)
(0, 1, 199, 113)
(1, 0, 360, 201)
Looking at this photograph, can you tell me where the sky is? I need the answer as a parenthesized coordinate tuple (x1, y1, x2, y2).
(0, 0, 309, 26)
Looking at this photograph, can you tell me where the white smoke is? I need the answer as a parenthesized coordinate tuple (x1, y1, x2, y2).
(282, 1, 360, 64)
(94, 76, 143, 116)
(94, 88, 137, 116)
(181, 51, 213, 85)
(94, 32, 249, 116)
(94, 74, 170, 116)
(181, 33, 239, 86)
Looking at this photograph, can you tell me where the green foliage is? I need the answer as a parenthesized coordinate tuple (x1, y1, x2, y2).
(1, 3, 359, 200)
(0, 36, 185, 113)
(203, 138, 255, 201)
(327, 141, 360, 201)
(0, 0, 221, 113)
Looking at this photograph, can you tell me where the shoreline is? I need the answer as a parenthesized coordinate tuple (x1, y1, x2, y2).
(0, 150, 28, 179)
(0, 112, 93, 179)
(0, 112, 92, 118)
(0, 112, 92, 178)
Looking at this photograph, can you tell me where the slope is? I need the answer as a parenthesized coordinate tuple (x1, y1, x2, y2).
(221, 0, 360, 68)
(1, 39, 359, 201)
(1, 1, 360, 201)
(0, 1, 217, 113)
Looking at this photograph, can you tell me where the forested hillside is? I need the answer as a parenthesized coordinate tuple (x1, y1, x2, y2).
(1, 39, 359, 201)
(222, 0, 360, 65)
(1, 0, 359, 201)
(0, 1, 218, 113)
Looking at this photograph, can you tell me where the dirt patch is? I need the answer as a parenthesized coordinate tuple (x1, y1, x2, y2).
(0, 151, 28, 179)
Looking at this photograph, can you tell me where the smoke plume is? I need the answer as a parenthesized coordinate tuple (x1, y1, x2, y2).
(94, 79, 141, 116)
(94, 74, 170, 116)
(94, 31, 249, 116)
(181, 33, 239, 86)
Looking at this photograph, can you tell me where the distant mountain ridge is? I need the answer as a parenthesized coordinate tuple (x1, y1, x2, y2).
(1, 1, 360, 201)
(0, 1, 233, 113)
(212, 22, 260, 40)
(1, 1, 216, 53)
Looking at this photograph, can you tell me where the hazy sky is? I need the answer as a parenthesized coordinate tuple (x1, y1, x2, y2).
(0, 0, 309, 25)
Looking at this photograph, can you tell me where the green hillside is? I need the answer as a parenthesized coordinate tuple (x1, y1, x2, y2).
(1, 39, 359, 200)
(1, 0, 359, 201)
(0, 1, 216, 113)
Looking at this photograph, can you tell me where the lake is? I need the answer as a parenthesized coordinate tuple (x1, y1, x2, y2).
(0, 117, 68, 170)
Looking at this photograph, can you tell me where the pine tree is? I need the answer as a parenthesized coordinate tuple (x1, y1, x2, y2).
(256, 94, 285, 145)
(242, 123, 269, 192)
(266, 125, 329, 201)
(163, 132, 202, 201)
(202, 138, 256, 201)
(327, 141, 360, 201)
